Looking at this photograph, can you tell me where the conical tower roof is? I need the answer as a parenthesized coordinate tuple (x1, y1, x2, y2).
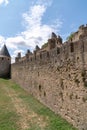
(0, 44, 10, 57)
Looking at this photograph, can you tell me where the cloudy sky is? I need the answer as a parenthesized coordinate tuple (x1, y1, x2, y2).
(0, 0, 87, 62)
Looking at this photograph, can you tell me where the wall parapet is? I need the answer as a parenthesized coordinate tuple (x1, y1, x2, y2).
(14, 25, 87, 68)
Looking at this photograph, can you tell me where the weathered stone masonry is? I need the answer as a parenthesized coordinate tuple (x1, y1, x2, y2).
(0, 44, 11, 78)
(12, 25, 87, 130)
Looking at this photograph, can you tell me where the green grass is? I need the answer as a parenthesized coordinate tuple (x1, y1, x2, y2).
(0, 79, 78, 130)
(0, 79, 20, 130)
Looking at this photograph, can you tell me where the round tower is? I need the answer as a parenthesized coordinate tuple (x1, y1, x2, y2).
(0, 44, 11, 78)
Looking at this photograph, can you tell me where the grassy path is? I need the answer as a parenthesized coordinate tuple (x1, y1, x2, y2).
(0, 79, 78, 130)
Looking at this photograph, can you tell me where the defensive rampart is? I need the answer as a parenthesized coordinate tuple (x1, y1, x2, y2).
(11, 25, 87, 130)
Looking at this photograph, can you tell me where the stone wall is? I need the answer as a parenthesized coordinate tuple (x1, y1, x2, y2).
(0, 56, 11, 78)
(12, 37, 87, 130)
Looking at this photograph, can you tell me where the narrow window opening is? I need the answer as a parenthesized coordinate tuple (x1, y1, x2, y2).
(44, 91, 46, 97)
(82, 43, 84, 52)
(38, 72, 39, 76)
(30, 58, 32, 61)
(35, 55, 36, 60)
(40, 53, 42, 59)
(47, 51, 49, 57)
(57, 47, 60, 54)
(70, 43, 74, 52)
(77, 57, 79, 60)
(39, 85, 41, 91)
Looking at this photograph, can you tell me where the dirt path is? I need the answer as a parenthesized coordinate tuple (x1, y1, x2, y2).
(3, 85, 47, 130)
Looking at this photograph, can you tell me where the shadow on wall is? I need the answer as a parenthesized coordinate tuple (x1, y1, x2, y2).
(0, 64, 11, 79)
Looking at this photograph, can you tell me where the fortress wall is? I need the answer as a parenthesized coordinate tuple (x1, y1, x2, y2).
(12, 40, 87, 130)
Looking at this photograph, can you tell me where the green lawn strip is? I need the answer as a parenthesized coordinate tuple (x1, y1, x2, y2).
(19, 95, 78, 130)
(7, 80, 78, 130)
(0, 79, 20, 130)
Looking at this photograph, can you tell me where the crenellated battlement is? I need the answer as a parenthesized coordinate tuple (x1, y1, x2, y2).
(15, 31, 63, 63)
(14, 25, 87, 67)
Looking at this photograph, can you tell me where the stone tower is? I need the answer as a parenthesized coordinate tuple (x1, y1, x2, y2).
(0, 44, 11, 78)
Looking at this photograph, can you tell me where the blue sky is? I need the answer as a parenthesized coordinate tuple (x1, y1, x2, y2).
(0, 0, 87, 62)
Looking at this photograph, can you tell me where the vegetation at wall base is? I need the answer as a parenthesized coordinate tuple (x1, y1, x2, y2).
(0, 78, 78, 130)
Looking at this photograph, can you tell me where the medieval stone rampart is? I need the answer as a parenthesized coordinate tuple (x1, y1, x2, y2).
(11, 25, 87, 130)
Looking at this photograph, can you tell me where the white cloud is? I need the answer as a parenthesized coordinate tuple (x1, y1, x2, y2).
(34, 0, 52, 7)
(0, 36, 5, 45)
(20, 3, 62, 49)
(23, 5, 46, 28)
(6, 36, 26, 49)
(0, 0, 63, 63)
(0, 0, 9, 5)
